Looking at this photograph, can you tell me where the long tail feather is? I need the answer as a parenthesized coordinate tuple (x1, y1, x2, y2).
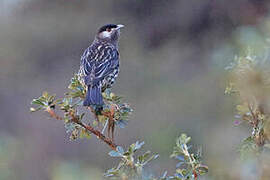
(83, 85, 104, 106)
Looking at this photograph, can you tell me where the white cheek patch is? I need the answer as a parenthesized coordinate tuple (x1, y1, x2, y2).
(100, 31, 112, 38)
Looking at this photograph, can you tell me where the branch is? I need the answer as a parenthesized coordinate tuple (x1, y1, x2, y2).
(77, 121, 117, 150)
(46, 107, 117, 150)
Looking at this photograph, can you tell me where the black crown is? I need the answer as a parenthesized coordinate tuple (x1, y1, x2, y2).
(98, 24, 117, 33)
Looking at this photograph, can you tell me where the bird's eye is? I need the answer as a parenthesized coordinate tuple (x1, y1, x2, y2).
(106, 28, 111, 32)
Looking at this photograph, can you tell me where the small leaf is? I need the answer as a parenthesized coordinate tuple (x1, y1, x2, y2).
(176, 162, 184, 168)
(134, 141, 144, 151)
(48, 94, 56, 103)
(176, 155, 185, 161)
(116, 146, 124, 154)
(142, 150, 151, 160)
(31, 99, 45, 106)
(109, 150, 123, 157)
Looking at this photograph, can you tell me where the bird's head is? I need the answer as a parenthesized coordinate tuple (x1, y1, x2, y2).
(96, 24, 124, 45)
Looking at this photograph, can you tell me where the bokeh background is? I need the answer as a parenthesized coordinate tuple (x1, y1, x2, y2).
(1, 0, 270, 179)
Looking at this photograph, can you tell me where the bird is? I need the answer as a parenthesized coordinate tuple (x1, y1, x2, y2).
(78, 24, 124, 108)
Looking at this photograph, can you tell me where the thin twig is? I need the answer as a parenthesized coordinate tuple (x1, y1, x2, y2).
(46, 107, 63, 120)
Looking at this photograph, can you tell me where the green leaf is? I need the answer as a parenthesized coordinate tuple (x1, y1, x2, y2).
(31, 99, 45, 106)
(48, 94, 56, 103)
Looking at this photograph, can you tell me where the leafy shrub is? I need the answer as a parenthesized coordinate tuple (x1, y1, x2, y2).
(30, 73, 208, 180)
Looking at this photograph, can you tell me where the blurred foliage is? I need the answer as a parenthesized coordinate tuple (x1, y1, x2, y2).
(105, 134, 207, 180)
(225, 49, 270, 158)
(105, 141, 159, 179)
(168, 134, 208, 180)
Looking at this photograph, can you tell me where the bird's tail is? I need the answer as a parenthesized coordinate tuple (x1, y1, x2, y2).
(83, 85, 104, 106)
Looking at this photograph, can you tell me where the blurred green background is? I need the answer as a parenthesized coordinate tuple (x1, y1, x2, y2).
(1, 0, 270, 179)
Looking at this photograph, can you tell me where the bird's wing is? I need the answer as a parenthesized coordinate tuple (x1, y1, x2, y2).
(81, 46, 119, 86)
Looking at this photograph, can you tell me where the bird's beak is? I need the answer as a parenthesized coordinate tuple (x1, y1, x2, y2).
(116, 24, 124, 30)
